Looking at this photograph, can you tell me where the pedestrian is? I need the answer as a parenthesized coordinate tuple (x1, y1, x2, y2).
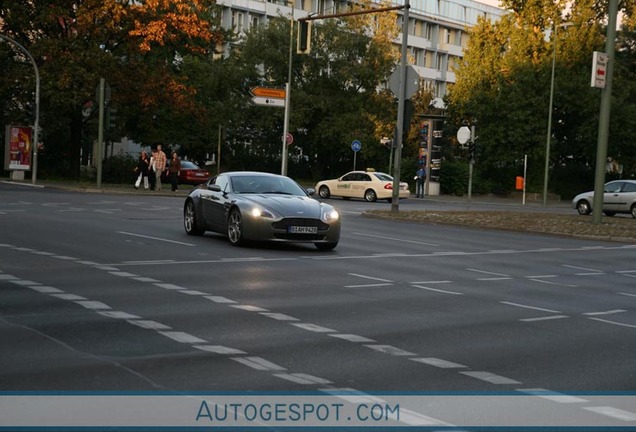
(148, 149, 157, 190)
(153, 144, 167, 191)
(415, 166, 426, 198)
(168, 151, 181, 192)
(134, 150, 151, 190)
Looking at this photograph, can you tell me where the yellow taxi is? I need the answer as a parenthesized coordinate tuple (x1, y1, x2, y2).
(315, 170, 410, 202)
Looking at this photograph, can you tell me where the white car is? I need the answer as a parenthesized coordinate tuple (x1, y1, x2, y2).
(572, 179, 636, 218)
(315, 170, 410, 202)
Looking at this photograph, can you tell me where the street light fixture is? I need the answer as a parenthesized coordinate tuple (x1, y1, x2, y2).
(542, 22, 571, 206)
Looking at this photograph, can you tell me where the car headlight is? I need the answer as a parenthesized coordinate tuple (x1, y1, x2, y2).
(250, 207, 275, 218)
(321, 208, 339, 223)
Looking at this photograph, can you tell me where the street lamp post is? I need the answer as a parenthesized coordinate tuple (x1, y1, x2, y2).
(281, 2, 294, 176)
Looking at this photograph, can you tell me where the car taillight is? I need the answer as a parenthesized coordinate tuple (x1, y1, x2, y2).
(384, 184, 393, 190)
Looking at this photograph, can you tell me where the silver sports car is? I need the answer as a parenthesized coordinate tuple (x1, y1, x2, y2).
(183, 171, 341, 250)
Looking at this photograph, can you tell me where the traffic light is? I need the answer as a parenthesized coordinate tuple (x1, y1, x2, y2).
(297, 20, 311, 54)
(419, 121, 430, 148)
(106, 107, 117, 129)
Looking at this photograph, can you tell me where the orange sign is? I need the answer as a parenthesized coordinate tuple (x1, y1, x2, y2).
(250, 87, 286, 99)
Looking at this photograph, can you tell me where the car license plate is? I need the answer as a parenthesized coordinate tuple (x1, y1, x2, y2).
(288, 226, 317, 234)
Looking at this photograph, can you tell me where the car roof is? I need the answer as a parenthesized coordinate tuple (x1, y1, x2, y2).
(222, 171, 288, 179)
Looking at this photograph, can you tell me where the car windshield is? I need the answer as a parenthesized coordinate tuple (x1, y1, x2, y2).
(180, 161, 200, 169)
(230, 175, 307, 196)
(373, 173, 393, 182)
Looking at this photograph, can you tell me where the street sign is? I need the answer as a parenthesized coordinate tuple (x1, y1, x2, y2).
(252, 96, 285, 108)
(591, 51, 608, 89)
(250, 87, 286, 99)
(388, 65, 420, 100)
(457, 126, 471, 144)
(286, 133, 293, 145)
(351, 140, 361, 152)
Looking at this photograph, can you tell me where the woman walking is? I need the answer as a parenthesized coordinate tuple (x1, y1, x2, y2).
(135, 150, 151, 190)
(168, 151, 181, 192)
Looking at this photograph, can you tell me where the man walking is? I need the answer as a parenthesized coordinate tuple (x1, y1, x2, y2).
(153, 144, 167, 191)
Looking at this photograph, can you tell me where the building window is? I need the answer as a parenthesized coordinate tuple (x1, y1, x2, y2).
(232, 11, 244, 33)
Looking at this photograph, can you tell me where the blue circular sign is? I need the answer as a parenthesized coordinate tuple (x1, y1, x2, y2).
(351, 140, 361, 152)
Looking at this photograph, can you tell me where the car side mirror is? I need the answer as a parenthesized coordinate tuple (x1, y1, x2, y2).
(306, 187, 316, 196)
(208, 184, 222, 192)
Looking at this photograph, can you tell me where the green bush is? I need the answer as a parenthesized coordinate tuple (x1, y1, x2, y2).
(101, 154, 137, 184)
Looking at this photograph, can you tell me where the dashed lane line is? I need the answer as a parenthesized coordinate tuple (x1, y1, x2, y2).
(500, 301, 562, 314)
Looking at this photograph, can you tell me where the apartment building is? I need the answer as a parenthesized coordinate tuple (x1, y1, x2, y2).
(215, 0, 506, 98)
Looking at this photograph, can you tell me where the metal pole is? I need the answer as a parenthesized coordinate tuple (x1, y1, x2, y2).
(281, 4, 294, 176)
(523, 154, 527, 205)
(97, 78, 105, 189)
(217, 125, 222, 175)
(592, 0, 618, 224)
(390, 0, 410, 213)
(543, 23, 557, 206)
(0, 34, 40, 185)
(467, 124, 475, 202)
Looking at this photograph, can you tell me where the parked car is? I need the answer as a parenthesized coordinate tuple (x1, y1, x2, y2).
(572, 180, 636, 218)
(161, 160, 210, 185)
(315, 170, 410, 202)
(183, 171, 341, 250)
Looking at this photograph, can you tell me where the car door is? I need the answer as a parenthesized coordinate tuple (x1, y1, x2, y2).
(336, 173, 356, 198)
(201, 175, 230, 231)
(603, 181, 626, 212)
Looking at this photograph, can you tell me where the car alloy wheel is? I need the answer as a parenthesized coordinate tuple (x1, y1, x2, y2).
(227, 209, 244, 245)
(319, 186, 331, 199)
(184, 200, 204, 235)
(364, 189, 377, 202)
(576, 200, 591, 216)
(631, 204, 636, 219)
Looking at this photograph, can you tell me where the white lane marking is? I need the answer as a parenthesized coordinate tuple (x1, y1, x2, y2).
(129, 320, 172, 330)
(132, 277, 160, 283)
(31, 251, 54, 256)
(467, 268, 510, 277)
(98, 311, 141, 319)
(528, 278, 577, 287)
(292, 323, 336, 333)
(500, 301, 562, 313)
(621, 274, 636, 278)
(365, 345, 416, 356)
(77, 261, 100, 265)
(524, 275, 557, 279)
(27, 286, 63, 294)
(409, 280, 451, 284)
(274, 373, 332, 385)
(347, 273, 393, 283)
(124, 260, 177, 265)
(231, 305, 270, 312)
(259, 312, 300, 321)
(158, 331, 207, 344)
(520, 315, 569, 322)
(181, 290, 208, 296)
(9, 280, 41, 286)
(583, 309, 626, 316)
(411, 358, 467, 369)
(345, 283, 394, 288)
(460, 371, 521, 385)
(562, 264, 602, 272)
(616, 270, 636, 274)
(96, 266, 120, 271)
(205, 296, 237, 304)
(117, 231, 195, 247)
(516, 388, 588, 403)
(588, 318, 636, 329)
(0, 274, 18, 280)
(154, 283, 187, 290)
(50, 293, 87, 301)
(477, 277, 513, 281)
(192, 345, 247, 355)
(575, 272, 605, 276)
(329, 334, 376, 343)
(52, 255, 78, 261)
(75, 301, 111, 310)
(15, 247, 35, 252)
(109, 271, 138, 278)
(618, 292, 636, 298)
(412, 284, 463, 295)
(232, 357, 286, 371)
(194, 345, 247, 355)
(584, 406, 636, 421)
(353, 232, 439, 247)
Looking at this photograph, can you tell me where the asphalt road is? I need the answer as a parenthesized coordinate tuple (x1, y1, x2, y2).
(1, 181, 635, 428)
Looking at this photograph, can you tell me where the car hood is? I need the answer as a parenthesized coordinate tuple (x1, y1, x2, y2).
(239, 195, 325, 217)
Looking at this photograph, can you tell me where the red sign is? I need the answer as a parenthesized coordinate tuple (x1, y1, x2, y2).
(8, 126, 32, 170)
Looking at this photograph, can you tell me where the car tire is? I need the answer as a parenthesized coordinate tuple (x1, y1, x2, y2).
(227, 208, 244, 246)
(603, 211, 616, 217)
(364, 189, 377, 202)
(631, 204, 636, 219)
(576, 200, 592, 216)
(184, 200, 204, 236)
(318, 185, 331, 199)
(315, 242, 337, 251)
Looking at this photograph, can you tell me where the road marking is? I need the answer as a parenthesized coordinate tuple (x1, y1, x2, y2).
(353, 232, 439, 247)
(500, 301, 562, 313)
(348, 273, 393, 283)
(621, 274, 636, 278)
(412, 284, 463, 295)
(588, 318, 636, 329)
(520, 315, 569, 322)
(133, 277, 160, 283)
(477, 277, 513, 281)
(410, 358, 467, 369)
(27, 285, 63, 293)
(562, 264, 602, 272)
(75, 300, 111, 310)
(329, 334, 376, 343)
(524, 275, 557, 279)
(466, 268, 509, 277)
(409, 280, 451, 284)
(460, 371, 521, 385)
(274, 373, 332, 385)
(529, 278, 577, 287)
(98, 311, 140, 319)
(158, 331, 207, 344)
(231, 305, 270, 312)
(575, 272, 605, 276)
(117, 231, 195, 246)
(365, 345, 416, 356)
(154, 283, 187, 290)
(109, 271, 138, 278)
(129, 320, 172, 330)
(194, 345, 246, 355)
(516, 388, 588, 403)
(583, 310, 626, 316)
(181, 290, 208, 296)
(260, 312, 300, 321)
(52, 255, 78, 261)
(51, 293, 87, 301)
(9, 280, 41, 286)
(205, 296, 236, 304)
(292, 323, 336, 333)
(584, 406, 636, 421)
(31, 251, 54, 256)
(618, 292, 636, 298)
(345, 283, 394, 288)
(232, 356, 286, 371)
(0, 274, 18, 280)
(616, 269, 636, 274)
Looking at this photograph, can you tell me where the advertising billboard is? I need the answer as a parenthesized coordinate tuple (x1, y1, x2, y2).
(4, 125, 32, 171)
